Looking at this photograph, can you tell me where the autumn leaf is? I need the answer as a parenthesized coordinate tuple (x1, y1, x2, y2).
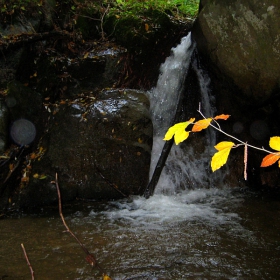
(163, 118, 195, 145)
(214, 114, 231, 120)
(261, 153, 280, 167)
(260, 137, 280, 168)
(103, 275, 112, 280)
(145, 23, 149, 31)
(269, 136, 280, 151)
(211, 141, 235, 172)
(192, 118, 212, 132)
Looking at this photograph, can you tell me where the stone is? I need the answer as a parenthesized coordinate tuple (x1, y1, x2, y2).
(193, 0, 280, 104)
(16, 89, 153, 208)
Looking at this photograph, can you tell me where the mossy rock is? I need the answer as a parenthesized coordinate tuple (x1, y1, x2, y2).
(103, 9, 180, 53)
(75, 6, 102, 40)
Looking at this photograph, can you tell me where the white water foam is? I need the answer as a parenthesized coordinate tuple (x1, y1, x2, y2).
(94, 188, 243, 230)
(147, 32, 223, 195)
(147, 33, 195, 182)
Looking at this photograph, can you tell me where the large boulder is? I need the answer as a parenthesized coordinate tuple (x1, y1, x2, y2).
(191, 0, 280, 190)
(193, 0, 280, 104)
(12, 89, 153, 208)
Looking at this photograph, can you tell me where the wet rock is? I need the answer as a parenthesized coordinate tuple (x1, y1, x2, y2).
(16, 89, 152, 208)
(193, 0, 280, 104)
(0, 98, 9, 151)
(192, 0, 280, 190)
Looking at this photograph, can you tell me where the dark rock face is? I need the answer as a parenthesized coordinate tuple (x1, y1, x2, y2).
(193, 0, 280, 104)
(193, 0, 280, 189)
(0, 2, 194, 210)
(16, 89, 152, 208)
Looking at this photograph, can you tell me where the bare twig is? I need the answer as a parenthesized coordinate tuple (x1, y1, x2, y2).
(244, 143, 248, 180)
(197, 106, 277, 155)
(94, 163, 128, 198)
(53, 173, 105, 273)
(21, 243, 35, 280)
(100, 5, 110, 41)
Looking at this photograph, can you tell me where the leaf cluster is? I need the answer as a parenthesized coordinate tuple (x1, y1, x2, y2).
(108, 0, 200, 19)
(0, 0, 42, 19)
(164, 112, 280, 174)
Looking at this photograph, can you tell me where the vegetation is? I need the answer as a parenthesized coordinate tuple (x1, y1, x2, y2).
(0, 0, 199, 24)
(109, 0, 199, 19)
(164, 106, 280, 179)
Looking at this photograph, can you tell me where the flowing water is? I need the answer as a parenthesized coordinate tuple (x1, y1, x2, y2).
(1, 34, 280, 279)
(1, 190, 280, 279)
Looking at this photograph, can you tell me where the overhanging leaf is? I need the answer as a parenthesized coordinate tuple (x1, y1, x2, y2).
(103, 275, 112, 280)
(174, 131, 190, 145)
(192, 118, 212, 132)
(214, 141, 235, 151)
(211, 141, 235, 172)
(260, 153, 280, 167)
(163, 118, 195, 144)
(214, 114, 230, 120)
(269, 136, 280, 152)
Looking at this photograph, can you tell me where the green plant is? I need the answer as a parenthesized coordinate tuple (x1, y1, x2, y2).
(108, 0, 199, 19)
(1, 0, 42, 14)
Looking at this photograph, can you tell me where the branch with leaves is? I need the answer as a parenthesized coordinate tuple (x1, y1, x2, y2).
(164, 106, 280, 179)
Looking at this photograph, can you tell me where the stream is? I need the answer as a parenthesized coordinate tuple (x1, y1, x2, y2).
(1, 189, 280, 279)
(1, 34, 280, 279)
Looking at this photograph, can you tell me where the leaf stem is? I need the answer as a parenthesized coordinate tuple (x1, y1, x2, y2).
(197, 109, 276, 155)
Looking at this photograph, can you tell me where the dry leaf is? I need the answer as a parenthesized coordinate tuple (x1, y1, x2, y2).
(211, 141, 235, 172)
(260, 153, 280, 167)
(163, 118, 195, 145)
(269, 136, 280, 151)
(214, 114, 230, 120)
(192, 118, 211, 132)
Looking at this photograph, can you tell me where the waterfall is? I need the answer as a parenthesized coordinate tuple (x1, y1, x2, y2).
(147, 33, 220, 195)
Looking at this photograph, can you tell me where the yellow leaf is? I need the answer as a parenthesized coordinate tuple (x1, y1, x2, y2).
(175, 130, 190, 145)
(260, 153, 280, 167)
(214, 114, 230, 120)
(145, 23, 149, 31)
(33, 173, 39, 179)
(214, 141, 235, 151)
(103, 275, 112, 280)
(163, 118, 195, 144)
(211, 141, 235, 172)
(269, 136, 280, 152)
(192, 118, 211, 132)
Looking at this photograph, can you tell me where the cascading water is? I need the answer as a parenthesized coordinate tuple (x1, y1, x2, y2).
(147, 33, 220, 195)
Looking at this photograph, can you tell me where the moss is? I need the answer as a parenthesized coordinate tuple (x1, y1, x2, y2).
(75, 6, 101, 40)
(104, 9, 180, 53)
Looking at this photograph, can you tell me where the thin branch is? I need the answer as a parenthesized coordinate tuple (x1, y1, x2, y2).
(100, 4, 110, 41)
(197, 108, 277, 155)
(53, 173, 105, 273)
(244, 143, 248, 180)
(0, 30, 78, 54)
(21, 243, 35, 280)
(94, 163, 128, 198)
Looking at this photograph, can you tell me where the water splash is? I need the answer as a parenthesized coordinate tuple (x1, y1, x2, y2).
(99, 189, 242, 228)
(147, 33, 221, 195)
(148, 33, 195, 138)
